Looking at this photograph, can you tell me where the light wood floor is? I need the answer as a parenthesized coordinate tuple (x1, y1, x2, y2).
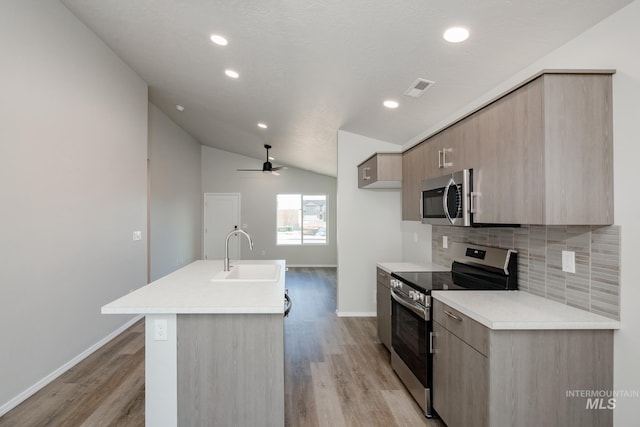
(0, 267, 444, 427)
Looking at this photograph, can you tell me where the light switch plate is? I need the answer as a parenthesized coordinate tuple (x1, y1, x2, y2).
(562, 250, 576, 274)
(443, 236, 448, 249)
(133, 231, 142, 241)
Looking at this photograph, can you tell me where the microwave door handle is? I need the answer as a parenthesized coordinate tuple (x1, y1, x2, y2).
(443, 179, 454, 225)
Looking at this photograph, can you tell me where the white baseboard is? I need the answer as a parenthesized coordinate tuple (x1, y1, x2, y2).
(0, 314, 144, 417)
(335, 310, 376, 317)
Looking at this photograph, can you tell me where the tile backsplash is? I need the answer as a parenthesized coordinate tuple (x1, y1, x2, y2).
(431, 225, 621, 320)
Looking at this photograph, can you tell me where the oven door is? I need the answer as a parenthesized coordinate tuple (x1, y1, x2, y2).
(391, 289, 430, 386)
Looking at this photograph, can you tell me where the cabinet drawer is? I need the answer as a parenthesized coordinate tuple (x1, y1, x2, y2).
(434, 299, 489, 356)
(376, 268, 390, 287)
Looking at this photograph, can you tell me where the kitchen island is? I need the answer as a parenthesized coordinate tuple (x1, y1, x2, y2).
(102, 259, 286, 427)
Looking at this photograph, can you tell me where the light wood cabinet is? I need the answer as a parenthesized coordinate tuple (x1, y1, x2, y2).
(400, 71, 613, 225)
(376, 268, 392, 350)
(177, 313, 284, 426)
(423, 116, 476, 181)
(432, 300, 614, 427)
(401, 144, 427, 220)
(473, 73, 613, 225)
(357, 152, 402, 188)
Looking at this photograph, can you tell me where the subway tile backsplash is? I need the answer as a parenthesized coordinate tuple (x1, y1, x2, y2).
(432, 225, 621, 320)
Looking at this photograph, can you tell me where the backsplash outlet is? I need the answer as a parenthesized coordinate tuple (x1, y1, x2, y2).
(432, 225, 621, 320)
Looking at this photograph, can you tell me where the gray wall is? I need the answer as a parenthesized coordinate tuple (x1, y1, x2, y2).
(0, 0, 147, 410)
(201, 146, 337, 266)
(148, 103, 202, 281)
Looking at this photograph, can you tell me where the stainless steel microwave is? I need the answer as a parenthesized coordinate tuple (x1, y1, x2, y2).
(421, 169, 473, 226)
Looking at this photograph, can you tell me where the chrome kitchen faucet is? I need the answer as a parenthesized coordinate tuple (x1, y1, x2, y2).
(224, 226, 254, 271)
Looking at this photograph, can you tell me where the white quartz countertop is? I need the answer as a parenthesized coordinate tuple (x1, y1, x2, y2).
(377, 262, 450, 273)
(102, 260, 285, 315)
(432, 290, 620, 330)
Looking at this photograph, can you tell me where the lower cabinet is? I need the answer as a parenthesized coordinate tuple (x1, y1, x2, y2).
(376, 268, 391, 350)
(432, 300, 613, 427)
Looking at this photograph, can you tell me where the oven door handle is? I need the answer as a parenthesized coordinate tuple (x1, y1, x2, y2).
(391, 289, 429, 320)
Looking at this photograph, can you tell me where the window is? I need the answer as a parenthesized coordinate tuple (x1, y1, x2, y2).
(277, 194, 327, 245)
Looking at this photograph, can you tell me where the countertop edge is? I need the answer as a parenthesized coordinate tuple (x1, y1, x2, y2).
(376, 261, 450, 274)
(432, 291, 620, 330)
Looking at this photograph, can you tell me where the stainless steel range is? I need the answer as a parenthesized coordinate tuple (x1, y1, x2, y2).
(390, 242, 518, 417)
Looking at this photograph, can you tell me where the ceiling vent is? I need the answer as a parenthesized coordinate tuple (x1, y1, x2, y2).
(403, 78, 435, 98)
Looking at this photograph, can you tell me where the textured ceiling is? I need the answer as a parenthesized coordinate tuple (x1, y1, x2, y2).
(60, 0, 632, 176)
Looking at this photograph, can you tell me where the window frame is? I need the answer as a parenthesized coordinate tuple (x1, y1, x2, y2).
(276, 193, 328, 246)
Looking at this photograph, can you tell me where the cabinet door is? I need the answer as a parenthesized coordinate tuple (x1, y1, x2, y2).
(402, 144, 427, 220)
(423, 118, 473, 181)
(433, 322, 488, 427)
(473, 78, 544, 224)
(376, 280, 391, 350)
(357, 157, 377, 188)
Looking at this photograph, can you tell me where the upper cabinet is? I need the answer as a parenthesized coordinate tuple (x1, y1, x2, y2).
(400, 70, 614, 225)
(473, 73, 613, 225)
(357, 153, 402, 189)
(402, 144, 427, 220)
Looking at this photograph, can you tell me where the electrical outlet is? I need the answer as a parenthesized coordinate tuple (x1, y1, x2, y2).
(562, 250, 576, 274)
(154, 319, 168, 341)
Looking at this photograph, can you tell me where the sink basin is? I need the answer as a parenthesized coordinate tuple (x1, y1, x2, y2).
(211, 263, 281, 282)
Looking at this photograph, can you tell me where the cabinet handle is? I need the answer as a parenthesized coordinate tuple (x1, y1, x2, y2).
(419, 197, 423, 218)
(444, 310, 461, 321)
(429, 332, 434, 353)
(442, 147, 452, 168)
(438, 149, 444, 168)
(363, 167, 371, 181)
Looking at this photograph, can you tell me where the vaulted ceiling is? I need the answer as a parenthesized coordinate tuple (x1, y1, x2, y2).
(61, 0, 632, 176)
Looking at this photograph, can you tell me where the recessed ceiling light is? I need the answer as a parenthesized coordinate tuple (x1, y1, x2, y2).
(383, 100, 399, 109)
(257, 123, 268, 129)
(225, 69, 239, 79)
(443, 27, 469, 43)
(176, 104, 185, 112)
(210, 34, 228, 46)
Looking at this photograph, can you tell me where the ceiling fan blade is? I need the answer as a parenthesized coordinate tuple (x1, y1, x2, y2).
(272, 166, 287, 171)
(236, 169, 263, 171)
(271, 171, 280, 176)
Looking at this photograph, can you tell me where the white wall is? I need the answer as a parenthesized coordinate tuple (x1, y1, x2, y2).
(201, 146, 337, 266)
(401, 221, 432, 264)
(0, 0, 147, 412)
(148, 103, 202, 281)
(336, 131, 403, 315)
(401, 2, 640, 423)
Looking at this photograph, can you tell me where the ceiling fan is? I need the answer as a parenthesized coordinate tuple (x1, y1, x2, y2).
(237, 144, 286, 176)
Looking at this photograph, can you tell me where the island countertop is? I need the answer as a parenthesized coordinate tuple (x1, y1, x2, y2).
(432, 290, 620, 330)
(102, 259, 285, 315)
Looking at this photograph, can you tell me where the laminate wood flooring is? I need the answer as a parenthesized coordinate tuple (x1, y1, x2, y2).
(0, 267, 444, 427)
